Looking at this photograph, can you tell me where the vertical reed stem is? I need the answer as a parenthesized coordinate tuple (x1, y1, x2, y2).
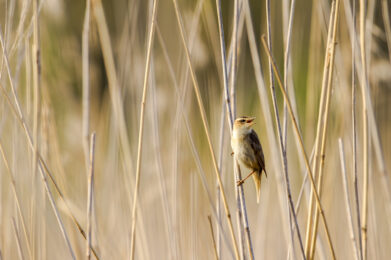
(130, 0, 159, 258)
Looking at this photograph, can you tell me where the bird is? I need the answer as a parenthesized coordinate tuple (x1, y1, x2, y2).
(231, 116, 267, 203)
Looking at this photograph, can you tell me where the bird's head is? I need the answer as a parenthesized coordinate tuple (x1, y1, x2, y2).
(233, 116, 256, 135)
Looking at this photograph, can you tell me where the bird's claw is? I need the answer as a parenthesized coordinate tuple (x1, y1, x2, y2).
(236, 180, 244, 186)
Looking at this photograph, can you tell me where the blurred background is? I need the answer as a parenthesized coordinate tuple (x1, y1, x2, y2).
(0, 0, 390, 259)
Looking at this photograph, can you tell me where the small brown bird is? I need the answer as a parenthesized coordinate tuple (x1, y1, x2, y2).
(231, 116, 267, 203)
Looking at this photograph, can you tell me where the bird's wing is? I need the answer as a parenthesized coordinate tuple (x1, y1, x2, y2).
(248, 129, 266, 176)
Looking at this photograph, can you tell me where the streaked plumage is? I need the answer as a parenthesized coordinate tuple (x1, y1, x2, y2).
(231, 116, 267, 203)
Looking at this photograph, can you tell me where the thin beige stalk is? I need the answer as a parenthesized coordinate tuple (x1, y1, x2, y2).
(214, 3, 246, 257)
(39, 155, 100, 259)
(178, 75, 236, 259)
(226, 0, 254, 258)
(150, 68, 177, 258)
(1, 84, 98, 259)
(171, 0, 240, 258)
(2, 24, 100, 258)
(359, 0, 369, 258)
(12, 218, 25, 260)
(32, 0, 41, 182)
(232, 32, 245, 260)
(381, 0, 391, 63)
(156, 25, 234, 257)
(286, 147, 316, 260)
(345, 0, 391, 239)
(156, 14, 204, 256)
(244, 0, 292, 251)
(216, 98, 226, 258)
(86, 133, 96, 260)
(2, 36, 100, 259)
(348, 0, 363, 258)
(32, 2, 41, 253)
(208, 216, 219, 260)
(215, 0, 233, 127)
(0, 30, 76, 260)
(90, 4, 152, 254)
(230, 0, 238, 117)
(265, 0, 305, 258)
(228, 19, 252, 249)
(338, 139, 360, 260)
(82, 0, 91, 167)
(304, 2, 336, 256)
(309, 0, 341, 257)
(91, 0, 148, 257)
(282, 0, 298, 258)
(91, 0, 135, 180)
(0, 141, 32, 259)
(261, 35, 336, 259)
(130, 0, 159, 258)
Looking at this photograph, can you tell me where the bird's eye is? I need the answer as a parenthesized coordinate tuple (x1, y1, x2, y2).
(240, 119, 245, 123)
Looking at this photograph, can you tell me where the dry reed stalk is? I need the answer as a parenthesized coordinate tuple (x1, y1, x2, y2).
(90, 0, 148, 257)
(261, 35, 336, 259)
(236, 161, 255, 260)
(150, 67, 177, 259)
(295, 148, 315, 214)
(89, 4, 152, 254)
(243, 0, 294, 251)
(338, 139, 360, 260)
(182, 91, 236, 259)
(0, 83, 100, 259)
(304, 1, 336, 256)
(214, 1, 246, 257)
(24, 37, 32, 119)
(82, 0, 91, 167)
(129, 0, 159, 258)
(286, 147, 315, 260)
(286, 147, 316, 260)
(265, 0, 305, 258)
(359, 0, 369, 258)
(230, 0, 239, 117)
(155, 24, 236, 258)
(9, 0, 30, 55)
(282, 0, 298, 258)
(179, 94, 235, 258)
(12, 218, 25, 260)
(208, 216, 219, 260)
(32, 0, 41, 182)
(304, 1, 324, 147)
(86, 133, 96, 260)
(210, 1, 245, 255)
(157, 0, 205, 255)
(0, 141, 32, 259)
(345, 0, 391, 238)
(31, 2, 41, 254)
(381, 0, 391, 63)
(171, 0, 240, 258)
(215, 0, 234, 128)
(349, 1, 363, 258)
(225, 0, 254, 258)
(90, 0, 135, 183)
(308, 0, 341, 257)
(0, 30, 76, 260)
(216, 96, 226, 258)
(40, 152, 99, 259)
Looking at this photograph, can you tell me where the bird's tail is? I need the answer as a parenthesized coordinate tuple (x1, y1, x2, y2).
(253, 171, 262, 203)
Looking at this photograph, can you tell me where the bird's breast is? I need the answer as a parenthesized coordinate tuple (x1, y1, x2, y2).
(231, 136, 257, 170)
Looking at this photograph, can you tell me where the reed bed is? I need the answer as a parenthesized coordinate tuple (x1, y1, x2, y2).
(0, 0, 390, 259)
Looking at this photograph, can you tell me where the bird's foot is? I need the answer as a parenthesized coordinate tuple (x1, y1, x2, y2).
(236, 179, 245, 186)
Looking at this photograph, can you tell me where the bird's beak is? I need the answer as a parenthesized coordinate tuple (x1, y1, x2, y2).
(246, 117, 256, 126)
